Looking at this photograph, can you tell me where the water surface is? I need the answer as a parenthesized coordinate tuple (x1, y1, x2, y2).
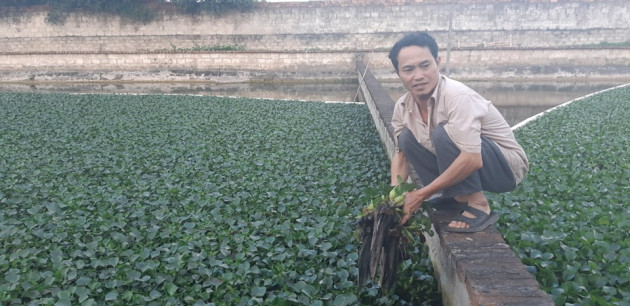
(382, 80, 625, 126)
(0, 80, 624, 126)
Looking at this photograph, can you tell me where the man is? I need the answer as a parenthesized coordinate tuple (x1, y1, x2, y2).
(389, 32, 528, 232)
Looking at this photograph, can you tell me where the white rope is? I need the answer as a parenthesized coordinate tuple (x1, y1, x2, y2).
(354, 53, 371, 102)
(512, 82, 630, 131)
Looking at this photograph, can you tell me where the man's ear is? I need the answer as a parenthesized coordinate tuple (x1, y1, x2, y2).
(436, 56, 442, 66)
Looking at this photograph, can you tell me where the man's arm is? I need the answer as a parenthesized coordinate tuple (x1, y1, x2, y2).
(421, 150, 482, 196)
(401, 151, 482, 224)
(390, 151, 409, 186)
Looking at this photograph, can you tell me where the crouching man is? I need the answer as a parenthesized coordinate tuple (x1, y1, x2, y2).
(389, 32, 529, 232)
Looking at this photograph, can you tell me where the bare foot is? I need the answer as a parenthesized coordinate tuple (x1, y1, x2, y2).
(450, 192, 491, 229)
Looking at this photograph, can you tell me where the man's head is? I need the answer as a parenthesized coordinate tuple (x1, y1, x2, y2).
(388, 32, 439, 72)
(389, 32, 441, 102)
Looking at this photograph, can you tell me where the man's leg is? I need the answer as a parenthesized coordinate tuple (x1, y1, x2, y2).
(397, 128, 440, 187)
(432, 124, 516, 230)
(432, 124, 516, 197)
(478, 137, 517, 193)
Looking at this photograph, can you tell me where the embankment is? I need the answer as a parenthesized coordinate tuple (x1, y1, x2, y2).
(1, 0, 629, 83)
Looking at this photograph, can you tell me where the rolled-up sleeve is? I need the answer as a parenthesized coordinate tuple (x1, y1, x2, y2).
(391, 97, 406, 152)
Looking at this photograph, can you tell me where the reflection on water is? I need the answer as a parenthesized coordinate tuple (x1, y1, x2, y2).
(0, 82, 359, 103)
(0, 80, 624, 126)
(382, 80, 624, 126)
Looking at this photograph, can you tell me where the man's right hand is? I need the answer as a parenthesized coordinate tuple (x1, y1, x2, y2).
(400, 189, 426, 225)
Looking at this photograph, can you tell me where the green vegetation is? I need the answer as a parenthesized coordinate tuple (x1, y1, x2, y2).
(490, 86, 630, 305)
(578, 41, 630, 48)
(171, 0, 256, 15)
(46, 0, 158, 24)
(4, 86, 625, 305)
(1, 0, 257, 24)
(0, 0, 46, 7)
(595, 41, 630, 48)
(155, 43, 245, 53)
(0, 93, 439, 304)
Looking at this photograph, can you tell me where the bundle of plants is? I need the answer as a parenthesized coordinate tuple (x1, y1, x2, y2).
(355, 178, 434, 293)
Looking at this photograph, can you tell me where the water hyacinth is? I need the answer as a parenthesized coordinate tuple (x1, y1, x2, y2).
(0, 92, 440, 305)
(490, 85, 630, 305)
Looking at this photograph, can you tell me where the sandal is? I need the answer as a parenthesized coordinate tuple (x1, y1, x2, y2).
(446, 205, 499, 233)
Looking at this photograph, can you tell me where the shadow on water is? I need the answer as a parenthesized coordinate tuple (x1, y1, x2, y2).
(0, 80, 624, 126)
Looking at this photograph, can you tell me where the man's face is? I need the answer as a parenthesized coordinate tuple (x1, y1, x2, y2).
(396, 46, 441, 102)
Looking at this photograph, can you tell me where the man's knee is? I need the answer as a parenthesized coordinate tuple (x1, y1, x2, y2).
(398, 128, 415, 153)
(431, 123, 456, 151)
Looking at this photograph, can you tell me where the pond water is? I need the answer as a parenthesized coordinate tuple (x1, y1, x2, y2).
(0, 80, 625, 126)
(382, 80, 626, 126)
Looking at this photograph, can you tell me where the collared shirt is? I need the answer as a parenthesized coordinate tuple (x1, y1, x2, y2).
(392, 75, 529, 184)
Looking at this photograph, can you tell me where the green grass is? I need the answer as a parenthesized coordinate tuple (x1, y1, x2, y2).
(490, 85, 630, 305)
(580, 41, 630, 48)
(0, 93, 439, 305)
(156, 44, 245, 53)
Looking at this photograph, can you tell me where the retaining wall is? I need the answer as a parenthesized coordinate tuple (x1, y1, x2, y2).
(2, 47, 629, 83)
(1, 0, 629, 82)
(1, 1, 628, 50)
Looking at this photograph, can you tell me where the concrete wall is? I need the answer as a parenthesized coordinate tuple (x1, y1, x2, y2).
(3, 48, 628, 83)
(2, 1, 628, 50)
(0, 52, 359, 82)
(0, 0, 629, 82)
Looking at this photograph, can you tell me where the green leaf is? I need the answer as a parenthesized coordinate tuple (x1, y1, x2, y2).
(601, 286, 617, 295)
(250, 286, 266, 297)
(66, 269, 77, 281)
(105, 290, 118, 301)
(332, 293, 358, 306)
(75, 286, 90, 303)
(81, 299, 96, 306)
(50, 249, 63, 263)
(57, 290, 72, 301)
(149, 290, 161, 300)
(319, 242, 333, 251)
(4, 269, 20, 283)
(165, 283, 178, 296)
(123, 290, 134, 301)
(76, 276, 91, 286)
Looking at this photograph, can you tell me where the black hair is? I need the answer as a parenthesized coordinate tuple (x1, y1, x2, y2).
(388, 32, 439, 71)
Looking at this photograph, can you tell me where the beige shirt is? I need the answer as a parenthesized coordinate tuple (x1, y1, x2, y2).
(392, 75, 529, 184)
